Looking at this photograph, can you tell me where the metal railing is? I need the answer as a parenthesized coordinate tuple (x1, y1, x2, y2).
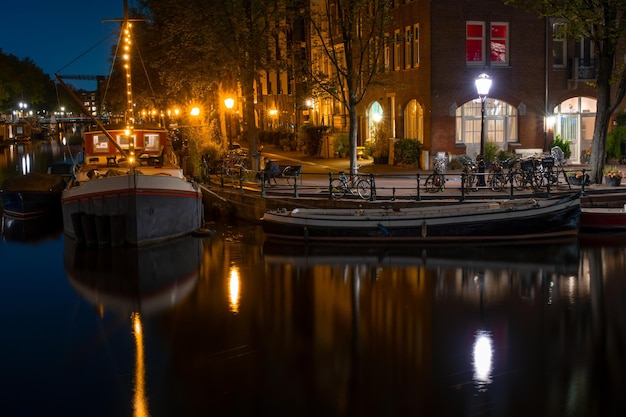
(205, 166, 589, 202)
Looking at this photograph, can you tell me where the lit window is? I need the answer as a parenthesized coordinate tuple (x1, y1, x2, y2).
(413, 24, 420, 67)
(394, 29, 401, 70)
(490, 22, 509, 65)
(466, 22, 485, 65)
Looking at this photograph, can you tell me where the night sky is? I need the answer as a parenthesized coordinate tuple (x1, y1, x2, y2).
(0, 1, 126, 89)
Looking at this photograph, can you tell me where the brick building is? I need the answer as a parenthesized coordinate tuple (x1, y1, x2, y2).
(355, 0, 602, 164)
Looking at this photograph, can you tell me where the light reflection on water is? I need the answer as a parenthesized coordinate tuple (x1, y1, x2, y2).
(1, 213, 626, 415)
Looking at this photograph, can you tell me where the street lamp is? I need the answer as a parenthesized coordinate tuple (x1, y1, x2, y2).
(475, 73, 492, 186)
(224, 98, 235, 148)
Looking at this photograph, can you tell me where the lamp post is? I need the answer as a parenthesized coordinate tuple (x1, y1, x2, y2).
(475, 73, 492, 186)
(224, 97, 235, 148)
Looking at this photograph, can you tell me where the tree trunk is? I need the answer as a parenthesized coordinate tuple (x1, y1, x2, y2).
(241, 69, 259, 173)
(589, 50, 614, 184)
(348, 99, 359, 176)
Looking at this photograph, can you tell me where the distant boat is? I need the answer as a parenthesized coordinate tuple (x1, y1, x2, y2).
(0, 171, 65, 218)
(56, 1, 203, 247)
(261, 194, 581, 242)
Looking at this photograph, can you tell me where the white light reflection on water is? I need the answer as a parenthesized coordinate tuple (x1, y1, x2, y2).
(472, 329, 494, 391)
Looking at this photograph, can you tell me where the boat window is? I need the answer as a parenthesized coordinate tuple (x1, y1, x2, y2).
(115, 134, 137, 149)
(143, 134, 160, 151)
(92, 135, 109, 153)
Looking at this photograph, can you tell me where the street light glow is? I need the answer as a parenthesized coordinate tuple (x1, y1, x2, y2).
(475, 73, 492, 98)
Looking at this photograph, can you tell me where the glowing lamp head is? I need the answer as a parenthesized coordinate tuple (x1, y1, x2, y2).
(475, 73, 492, 99)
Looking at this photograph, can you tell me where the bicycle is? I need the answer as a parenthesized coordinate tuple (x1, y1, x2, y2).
(424, 156, 447, 192)
(512, 157, 544, 191)
(461, 159, 479, 191)
(488, 157, 523, 191)
(330, 170, 371, 199)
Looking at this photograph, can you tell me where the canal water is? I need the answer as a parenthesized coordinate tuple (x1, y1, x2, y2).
(1, 140, 625, 416)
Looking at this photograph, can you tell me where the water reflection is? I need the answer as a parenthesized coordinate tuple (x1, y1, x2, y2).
(472, 330, 493, 390)
(64, 236, 202, 417)
(65, 236, 202, 315)
(1, 212, 63, 243)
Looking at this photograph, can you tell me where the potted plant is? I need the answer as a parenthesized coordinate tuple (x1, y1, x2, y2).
(566, 170, 588, 186)
(603, 166, 623, 186)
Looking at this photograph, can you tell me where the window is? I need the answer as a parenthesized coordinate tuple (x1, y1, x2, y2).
(394, 30, 401, 70)
(384, 33, 391, 72)
(143, 134, 160, 151)
(490, 23, 508, 65)
(466, 22, 485, 65)
(552, 21, 566, 68)
(115, 134, 137, 150)
(405, 26, 412, 69)
(456, 99, 518, 149)
(92, 135, 109, 152)
(412, 24, 420, 67)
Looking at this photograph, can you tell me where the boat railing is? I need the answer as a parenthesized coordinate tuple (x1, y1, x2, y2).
(205, 166, 590, 202)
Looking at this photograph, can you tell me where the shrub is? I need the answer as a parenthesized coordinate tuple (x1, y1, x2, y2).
(394, 138, 422, 166)
(483, 142, 499, 163)
(300, 124, 327, 156)
(606, 126, 625, 161)
(551, 134, 571, 159)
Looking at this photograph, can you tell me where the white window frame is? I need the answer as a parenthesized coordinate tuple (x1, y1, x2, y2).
(490, 22, 509, 66)
(466, 21, 485, 66)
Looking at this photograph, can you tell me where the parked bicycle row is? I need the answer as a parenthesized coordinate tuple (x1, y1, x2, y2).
(206, 160, 586, 202)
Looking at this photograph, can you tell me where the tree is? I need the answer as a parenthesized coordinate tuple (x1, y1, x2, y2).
(504, 0, 626, 183)
(140, 0, 286, 171)
(307, 0, 392, 175)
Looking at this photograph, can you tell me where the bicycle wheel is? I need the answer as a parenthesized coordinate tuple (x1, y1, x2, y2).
(425, 174, 444, 192)
(531, 171, 544, 190)
(356, 179, 371, 200)
(511, 170, 527, 190)
(489, 172, 505, 192)
(330, 178, 347, 199)
(465, 173, 478, 191)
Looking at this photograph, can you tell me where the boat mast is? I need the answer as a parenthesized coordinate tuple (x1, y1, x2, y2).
(122, 0, 135, 140)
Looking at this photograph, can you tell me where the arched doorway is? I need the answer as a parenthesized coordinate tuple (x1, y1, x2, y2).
(404, 99, 424, 142)
(552, 97, 596, 164)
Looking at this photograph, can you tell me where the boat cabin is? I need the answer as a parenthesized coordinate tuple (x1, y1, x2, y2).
(84, 127, 167, 166)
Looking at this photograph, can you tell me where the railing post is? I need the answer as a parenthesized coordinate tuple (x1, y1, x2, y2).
(509, 171, 514, 200)
(369, 174, 376, 201)
(328, 172, 333, 200)
(460, 173, 466, 202)
(239, 167, 243, 190)
(261, 172, 266, 197)
(294, 178, 299, 198)
(416, 173, 421, 201)
(581, 168, 587, 195)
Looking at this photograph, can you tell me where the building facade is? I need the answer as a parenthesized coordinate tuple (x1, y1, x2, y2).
(355, 0, 604, 164)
